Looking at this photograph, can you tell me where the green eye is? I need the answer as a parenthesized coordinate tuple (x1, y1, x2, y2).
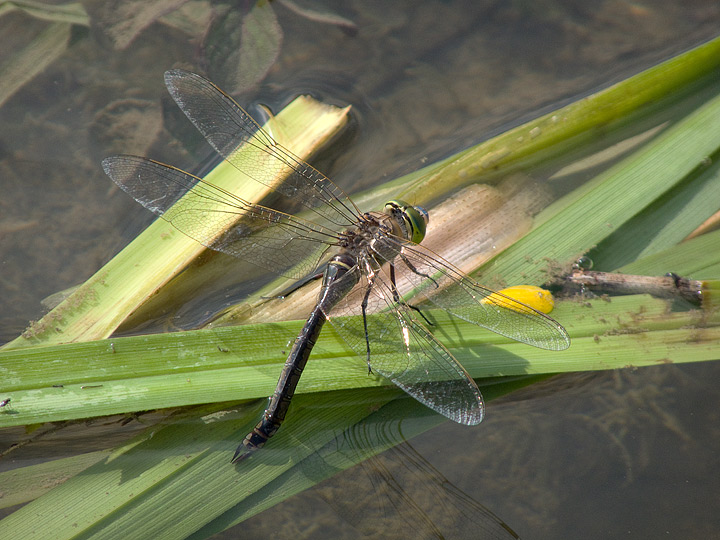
(385, 199, 428, 244)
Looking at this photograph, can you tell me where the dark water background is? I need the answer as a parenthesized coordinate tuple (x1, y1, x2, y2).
(1, 1, 719, 538)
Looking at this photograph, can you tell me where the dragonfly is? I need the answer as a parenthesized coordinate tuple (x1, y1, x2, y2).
(102, 70, 570, 463)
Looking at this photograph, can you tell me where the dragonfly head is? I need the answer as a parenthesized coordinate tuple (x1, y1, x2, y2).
(384, 200, 429, 244)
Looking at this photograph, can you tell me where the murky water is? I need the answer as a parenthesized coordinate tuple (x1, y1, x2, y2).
(1, 1, 719, 538)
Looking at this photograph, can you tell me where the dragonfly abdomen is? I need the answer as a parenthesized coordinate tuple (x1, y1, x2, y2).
(232, 253, 359, 463)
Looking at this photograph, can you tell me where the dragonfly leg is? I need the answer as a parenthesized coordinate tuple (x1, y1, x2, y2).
(268, 269, 324, 299)
(360, 280, 373, 373)
(399, 253, 438, 288)
(389, 263, 433, 327)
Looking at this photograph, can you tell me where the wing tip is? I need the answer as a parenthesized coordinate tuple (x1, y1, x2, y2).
(100, 156, 113, 176)
(549, 325, 572, 351)
(164, 68, 187, 85)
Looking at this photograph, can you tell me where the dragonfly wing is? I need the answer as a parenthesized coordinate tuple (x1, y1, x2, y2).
(323, 265, 484, 426)
(382, 240, 570, 351)
(164, 69, 360, 229)
(102, 155, 337, 279)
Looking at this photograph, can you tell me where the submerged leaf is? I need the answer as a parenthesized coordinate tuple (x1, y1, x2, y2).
(0, 22, 71, 108)
(278, 0, 358, 34)
(0, 1, 88, 25)
(205, 0, 283, 94)
(89, 0, 190, 50)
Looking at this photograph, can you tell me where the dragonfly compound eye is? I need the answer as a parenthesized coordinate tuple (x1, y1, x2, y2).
(385, 199, 428, 244)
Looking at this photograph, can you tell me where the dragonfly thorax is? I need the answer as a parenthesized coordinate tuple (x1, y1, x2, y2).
(337, 211, 399, 258)
(337, 200, 428, 270)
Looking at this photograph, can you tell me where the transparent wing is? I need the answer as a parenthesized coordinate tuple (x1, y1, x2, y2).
(324, 264, 484, 426)
(102, 155, 339, 279)
(379, 239, 571, 351)
(164, 69, 360, 229)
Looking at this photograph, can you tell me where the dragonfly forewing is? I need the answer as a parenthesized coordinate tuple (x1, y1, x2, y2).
(164, 69, 361, 230)
(102, 155, 340, 279)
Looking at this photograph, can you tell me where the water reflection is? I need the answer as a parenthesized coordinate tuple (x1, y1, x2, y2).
(302, 438, 519, 539)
